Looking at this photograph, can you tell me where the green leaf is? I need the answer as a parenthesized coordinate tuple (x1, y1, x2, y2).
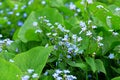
(89, 2, 120, 30)
(111, 67, 120, 74)
(13, 46, 53, 75)
(85, 57, 96, 73)
(102, 30, 120, 54)
(37, 7, 64, 25)
(49, 0, 64, 8)
(112, 76, 120, 80)
(75, 0, 85, 13)
(66, 17, 80, 34)
(7, 39, 27, 53)
(66, 59, 88, 71)
(13, 28, 20, 40)
(95, 59, 106, 74)
(0, 51, 15, 61)
(0, 17, 8, 24)
(18, 12, 40, 43)
(59, 6, 74, 16)
(108, 5, 120, 17)
(40, 75, 53, 80)
(0, 58, 22, 80)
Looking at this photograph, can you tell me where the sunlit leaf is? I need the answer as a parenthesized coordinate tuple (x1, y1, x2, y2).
(13, 46, 53, 75)
(0, 58, 22, 80)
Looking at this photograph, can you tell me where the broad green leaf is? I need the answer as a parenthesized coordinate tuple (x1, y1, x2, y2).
(0, 51, 15, 61)
(59, 6, 74, 16)
(13, 28, 20, 40)
(64, 20, 73, 30)
(37, 7, 64, 25)
(85, 57, 96, 73)
(13, 46, 53, 75)
(95, 59, 106, 74)
(66, 59, 88, 71)
(66, 17, 80, 34)
(47, 56, 57, 63)
(88, 39, 98, 54)
(80, 32, 98, 55)
(89, 2, 120, 30)
(108, 5, 120, 17)
(102, 30, 120, 54)
(49, 0, 64, 8)
(58, 62, 67, 70)
(18, 12, 40, 43)
(112, 76, 120, 80)
(114, 0, 120, 6)
(7, 39, 27, 53)
(80, 33, 90, 52)
(4, 0, 22, 9)
(0, 58, 22, 80)
(89, 2, 110, 30)
(75, 0, 85, 13)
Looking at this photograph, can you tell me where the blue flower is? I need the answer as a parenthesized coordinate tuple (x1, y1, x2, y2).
(0, 2, 2, 6)
(18, 21, 23, 26)
(16, 12, 20, 16)
(23, 13, 27, 18)
(108, 53, 114, 59)
(7, 11, 13, 15)
(21, 5, 27, 10)
(0, 10, 3, 14)
(7, 21, 11, 25)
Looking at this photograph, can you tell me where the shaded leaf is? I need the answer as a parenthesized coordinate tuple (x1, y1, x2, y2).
(85, 57, 96, 73)
(66, 59, 88, 71)
(95, 59, 106, 74)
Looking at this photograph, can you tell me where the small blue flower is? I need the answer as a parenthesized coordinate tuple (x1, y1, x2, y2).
(28, 0, 34, 5)
(108, 53, 114, 59)
(7, 21, 11, 25)
(13, 4, 18, 10)
(7, 11, 13, 15)
(21, 75, 30, 80)
(0, 10, 3, 14)
(21, 5, 27, 10)
(18, 21, 23, 26)
(16, 12, 20, 16)
(4, 16, 7, 20)
(41, 1, 46, 5)
(0, 2, 2, 6)
(23, 13, 27, 18)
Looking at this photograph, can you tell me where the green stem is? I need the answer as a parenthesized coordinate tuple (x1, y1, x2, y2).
(96, 72, 99, 80)
(86, 71, 88, 80)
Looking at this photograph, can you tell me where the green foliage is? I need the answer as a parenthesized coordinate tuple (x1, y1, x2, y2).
(13, 46, 53, 75)
(0, 58, 22, 80)
(85, 57, 96, 73)
(95, 59, 106, 74)
(0, 0, 120, 80)
(18, 12, 39, 43)
(112, 76, 120, 80)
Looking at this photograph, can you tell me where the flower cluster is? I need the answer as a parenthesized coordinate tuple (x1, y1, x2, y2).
(21, 69, 39, 80)
(52, 69, 77, 80)
(0, 34, 14, 52)
(65, 2, 81, 16)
